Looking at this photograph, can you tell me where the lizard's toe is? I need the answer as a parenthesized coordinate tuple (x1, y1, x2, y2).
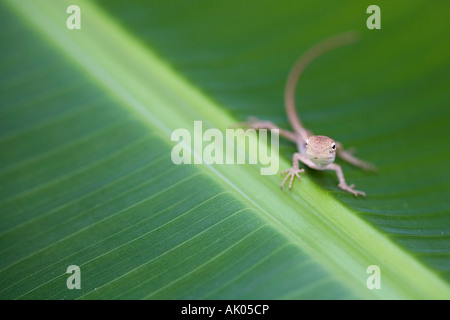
(280, 167, 304, 190)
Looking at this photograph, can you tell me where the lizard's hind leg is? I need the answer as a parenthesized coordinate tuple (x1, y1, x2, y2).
(336, 142, 377, 171)
(237, 117, 297, 142)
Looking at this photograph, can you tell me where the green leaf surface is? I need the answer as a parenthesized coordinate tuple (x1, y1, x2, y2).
(1, 0, 449, 299)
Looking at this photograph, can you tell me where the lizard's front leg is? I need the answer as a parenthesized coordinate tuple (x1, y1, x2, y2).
(325, 163, 366, 197)
(281, 153, 366, 197)
(280, 153, 315, 190)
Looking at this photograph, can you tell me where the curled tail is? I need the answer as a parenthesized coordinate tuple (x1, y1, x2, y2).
(285, 31, 360, 140)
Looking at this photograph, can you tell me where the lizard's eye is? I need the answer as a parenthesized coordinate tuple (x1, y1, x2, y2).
(305, 139, 309, 146)
(331, 143, 336, 150)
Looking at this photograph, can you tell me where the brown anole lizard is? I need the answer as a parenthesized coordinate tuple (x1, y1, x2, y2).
(245, 31, 376, 197)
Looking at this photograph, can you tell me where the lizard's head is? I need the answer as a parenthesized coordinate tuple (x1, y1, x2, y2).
(305, 135, 336, 168)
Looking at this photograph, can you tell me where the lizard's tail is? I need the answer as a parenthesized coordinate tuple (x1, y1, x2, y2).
(285, 31, 360, 140)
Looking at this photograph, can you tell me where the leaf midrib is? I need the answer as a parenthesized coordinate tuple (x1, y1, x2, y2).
(6, 0, 450, 299)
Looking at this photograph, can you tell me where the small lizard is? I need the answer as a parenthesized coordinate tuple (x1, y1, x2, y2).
(245, 31, 376, 197)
